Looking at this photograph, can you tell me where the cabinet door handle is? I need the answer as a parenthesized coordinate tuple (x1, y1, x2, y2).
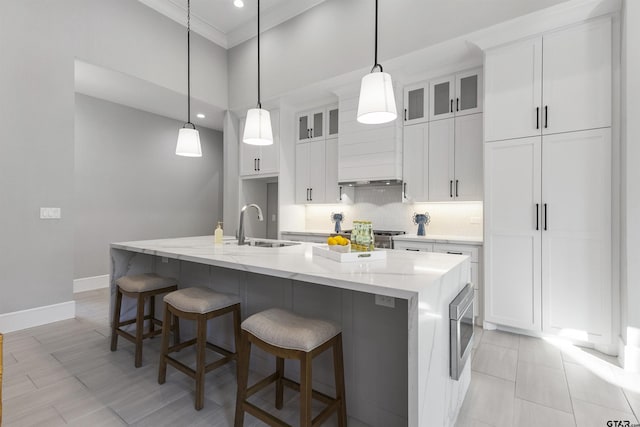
(403, 182, 407, 198)
(257, 158, 260, 171)
(404, 108, 408, 121)
(449, 180, 453, 198)
(310, 188, 313, 201)
(536, 203, 539, 230)
(306, 188, 310, 201)
(447, 251, 463, 255)
(455, 179, 459, 197)
(450, 99, 453, 113)
(536, 107, 540, 129)
(310, 128, 313, 138)
(405, 248, 420, 252)
(339, 186, 343, 201)
(254, 159, 257, 171)
(456, 98, 459, 112)
(544, 203, 548, 230)
(544, 106, 548, 129)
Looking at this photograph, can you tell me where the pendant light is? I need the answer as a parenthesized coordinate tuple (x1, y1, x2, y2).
(356, 0, 397, 125)
(242, 0, 273, 146)
(176, 0, 202, 157)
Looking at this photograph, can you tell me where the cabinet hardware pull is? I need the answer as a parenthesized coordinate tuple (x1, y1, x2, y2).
(339, 186, 343, 201)
(544, 106, 548, 129)
(456, 98, 459, 112)
(449, 180, 453, 198)
(447, 251, 463, 255)
(406, 248, 420, 251)
(310, 128, 313, 138)
(544, 203, 548, 230)
(536, 203, 539, 230)
(307, 188, 310, 201)
(404, 108, 408, 121)
(310, 188, 312, 201)
(403, 182, 407, 198)
(455, 179, 459, 197)
(536, 107, 540, 129)
(450, 99, 453, 113)
(257, 158, 260, 171)
(307, 129, 311, 138)
(254, 159, 257, 171)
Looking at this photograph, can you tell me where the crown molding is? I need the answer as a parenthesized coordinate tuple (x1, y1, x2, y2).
(467, 0, 621, 51)
(138, 0, 229, 48)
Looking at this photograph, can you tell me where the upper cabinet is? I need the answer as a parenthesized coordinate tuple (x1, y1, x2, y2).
(403, 83, 429, 125)
(485, 18, 611, 142)
(326, 105, 339, 139)
(429, 68, 483, 121)
(297, 105, 340, 142)
(239, 116, 280, 177)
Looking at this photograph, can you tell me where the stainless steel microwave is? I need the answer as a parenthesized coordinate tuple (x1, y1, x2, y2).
(450, 283, 474, 380)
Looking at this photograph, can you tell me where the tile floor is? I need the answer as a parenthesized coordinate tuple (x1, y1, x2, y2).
(1, 289, 639, 426)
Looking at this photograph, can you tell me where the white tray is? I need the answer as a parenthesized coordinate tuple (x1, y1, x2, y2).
(312, 245, 387, 263)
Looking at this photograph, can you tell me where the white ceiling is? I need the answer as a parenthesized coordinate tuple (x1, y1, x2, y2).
(137, 0, 327, 48)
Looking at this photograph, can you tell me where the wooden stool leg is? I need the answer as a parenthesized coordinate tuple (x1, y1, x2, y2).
(275, 357, 285, 409)
(173, 312, 181, 346)
(134, 294, 145, 368)
(234, 332, 251, 427)
(195, 315, 207, 410)
(149, 294, 156, 336)
(158, 303, 171, 384)
(300, 353, 313, 427)
(110, 286, 123, 351)
(333, 335, 347, 427)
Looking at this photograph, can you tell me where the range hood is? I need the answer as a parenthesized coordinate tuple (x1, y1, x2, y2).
(338, 179, 403, 187)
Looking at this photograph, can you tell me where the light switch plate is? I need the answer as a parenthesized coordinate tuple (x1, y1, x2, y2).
(375, 294, 395, 308)
(40, 207, 61, 219)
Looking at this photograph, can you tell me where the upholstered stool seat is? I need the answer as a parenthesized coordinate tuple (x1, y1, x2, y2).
(158, 287, 241, 410)
(235, 309, 347, 427)
(110, 273, 178, 368)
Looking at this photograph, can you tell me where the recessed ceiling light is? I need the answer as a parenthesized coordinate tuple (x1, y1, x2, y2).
(196, 113, 205, 119)
(234, 0, 244, 8)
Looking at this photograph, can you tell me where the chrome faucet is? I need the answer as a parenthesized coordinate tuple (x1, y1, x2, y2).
(238, 204, 264, 245)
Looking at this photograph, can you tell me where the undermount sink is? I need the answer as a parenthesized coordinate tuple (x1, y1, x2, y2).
(226, 239, 301, 248)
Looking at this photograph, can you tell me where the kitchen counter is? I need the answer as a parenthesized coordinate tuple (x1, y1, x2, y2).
(110, 236, 471, 426)
(393, 234, 483, 245)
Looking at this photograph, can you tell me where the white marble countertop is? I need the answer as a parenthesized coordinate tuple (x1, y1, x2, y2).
(111, 235, 468, 300)
(281, 230, 336, 236)
(393, 234, 483, 245)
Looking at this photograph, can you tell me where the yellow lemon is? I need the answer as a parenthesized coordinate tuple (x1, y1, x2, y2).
(327, 237, 337, 246)
(342, 238, 350, 246)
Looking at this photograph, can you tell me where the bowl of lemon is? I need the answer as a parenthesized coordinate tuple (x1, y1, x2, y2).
(326, 235, 351, 253)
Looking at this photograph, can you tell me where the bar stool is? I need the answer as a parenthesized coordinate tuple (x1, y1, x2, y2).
(234, 308, 347, 427)
(110, 273, 178, 367)
(158, 287, 241, 410)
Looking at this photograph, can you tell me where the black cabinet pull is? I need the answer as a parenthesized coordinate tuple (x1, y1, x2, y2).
(456, 98, 459, 112)
(544, 106, 548, 129)
(310, 188, 313, 201)
(544, 203, 548, 230)
(404, 108, 408, 121)
(449, 180, 453, 198)
(257, 158, 260, 171)
(536, 203, 539, 230)
(310, 128, 313, 138)
(536, 107, 540, 129)
(339, 186, 343, 201)
(455, 179, 459, 197)
(405, 248, 420, 252)
(306, 188, 310, 201)
(254, 159, 257, 171)
(450, 99, 453, 113)
(403, 182, 407, 198)
(447, 251, 463, 255)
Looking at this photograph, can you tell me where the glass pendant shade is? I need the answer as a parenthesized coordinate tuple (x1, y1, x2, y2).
(357, 71, 397, 124)
(176, 127, 202, 157)
(243, 108, 273, 146)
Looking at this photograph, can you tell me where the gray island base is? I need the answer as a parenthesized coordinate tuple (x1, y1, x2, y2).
(110, 236, 471, 426)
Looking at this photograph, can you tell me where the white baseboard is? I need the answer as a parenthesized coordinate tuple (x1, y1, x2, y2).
(74, 274, 110, 293)
(0, 300, 76, 333)
(619, 336, 640, 373)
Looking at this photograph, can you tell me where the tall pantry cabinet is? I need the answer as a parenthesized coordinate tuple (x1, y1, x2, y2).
(483, 17, 613, 345)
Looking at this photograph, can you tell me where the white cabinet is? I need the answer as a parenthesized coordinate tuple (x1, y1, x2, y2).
(393, 240, 483, 324)
(484, 128, 611, 343)
(295, 140, 326, 204)
(296, 109, 325, 143)
(239, 117, 279, 177)
(402, 123, 429, 202)
(429, 68, 482, 122)
(403, 82, 429, 125)
(326, 105, 339, 139)
(484, 18, 611, 142)
(428, 113, 483, 202)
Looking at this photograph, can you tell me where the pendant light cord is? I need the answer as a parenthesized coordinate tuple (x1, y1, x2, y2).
(185, 0, 194, 128)
(257, 0, 261, 109)
(372, 0, 383, 73)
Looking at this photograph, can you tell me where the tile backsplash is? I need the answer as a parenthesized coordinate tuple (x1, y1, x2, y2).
(305, 185, 483, 237)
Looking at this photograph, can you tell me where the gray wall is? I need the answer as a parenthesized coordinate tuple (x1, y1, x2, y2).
(0, 0, 227, 315)
(227, 0, 569, 109)
(74, 94, 223, 279)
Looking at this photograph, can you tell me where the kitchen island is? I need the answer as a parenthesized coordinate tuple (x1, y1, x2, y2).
(110, 236, 471, 426)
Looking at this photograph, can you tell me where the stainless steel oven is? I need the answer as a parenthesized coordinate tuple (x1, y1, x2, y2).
(450, 283, 474, 380)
